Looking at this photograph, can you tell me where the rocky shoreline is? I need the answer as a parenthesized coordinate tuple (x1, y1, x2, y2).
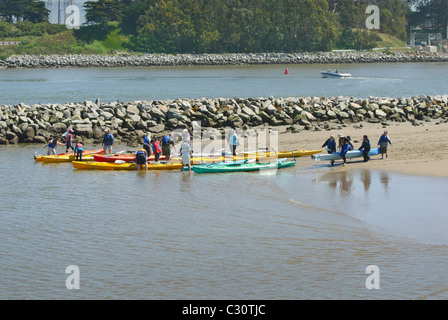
(1, 95, 447, 146)
(1, 51, 448, 68)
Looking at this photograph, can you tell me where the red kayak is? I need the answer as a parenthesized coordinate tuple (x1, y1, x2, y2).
(93, 153, 166, 163)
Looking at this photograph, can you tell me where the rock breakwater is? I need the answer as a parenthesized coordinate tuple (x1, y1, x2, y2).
(1, 95, 447, 146)
(1, 51, 448, 69)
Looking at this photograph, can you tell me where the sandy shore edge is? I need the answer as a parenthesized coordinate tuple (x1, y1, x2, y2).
(276, 120, 448, 178)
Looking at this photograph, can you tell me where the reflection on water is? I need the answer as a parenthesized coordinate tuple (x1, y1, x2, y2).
(361, 170, 371, 192)
(2, 145, 448, 299)
(315, 170, 389, 196)
(313, 169, 448, 246)
(316, 169, 389, 195)
(380, 172, 390, 191)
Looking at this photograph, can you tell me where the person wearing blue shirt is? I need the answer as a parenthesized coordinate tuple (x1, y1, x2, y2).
(322, 135, 337, 166)
(378, 130, 392, 159)
(228, 129, 239, 156)
(102, 128, 114, 155)
(47, 137, 64, 155)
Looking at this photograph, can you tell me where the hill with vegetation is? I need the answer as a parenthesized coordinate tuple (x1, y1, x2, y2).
(0, 0, 445, 58)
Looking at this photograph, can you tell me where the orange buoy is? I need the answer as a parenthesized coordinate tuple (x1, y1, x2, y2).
(284, 68, 289, 74)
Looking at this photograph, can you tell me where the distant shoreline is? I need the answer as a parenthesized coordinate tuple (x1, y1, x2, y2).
(1, 51, 448, 69)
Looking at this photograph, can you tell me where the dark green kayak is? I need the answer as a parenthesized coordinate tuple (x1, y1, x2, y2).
(192, 160, 296, 174)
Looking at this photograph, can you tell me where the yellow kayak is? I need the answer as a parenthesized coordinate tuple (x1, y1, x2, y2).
(41, 154, 95, 163)
(39, 149, 104, 163)
(72, 161, 183, 170)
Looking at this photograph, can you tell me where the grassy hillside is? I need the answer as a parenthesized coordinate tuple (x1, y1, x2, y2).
(375, 32, 408, 49)
(0, 23, 410, 60)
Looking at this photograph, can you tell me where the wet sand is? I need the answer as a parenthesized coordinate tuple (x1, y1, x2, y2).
(276, 120, 448, 178)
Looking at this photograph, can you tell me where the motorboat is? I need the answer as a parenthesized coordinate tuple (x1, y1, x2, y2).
(320, 69, 351, 78)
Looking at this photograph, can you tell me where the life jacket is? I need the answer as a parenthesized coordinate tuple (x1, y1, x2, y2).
(152, 141, 161, 153)
(143, 135, 150, 145)
(328, 139, 335, 150)
(74, 143, 83, 154)
(380, 134, 388, 143)
(48, 139, 57, 148)
(103, 132, 114, 144)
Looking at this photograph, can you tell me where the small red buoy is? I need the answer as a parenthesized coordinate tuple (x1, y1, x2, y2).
(284, 68, 289, 74)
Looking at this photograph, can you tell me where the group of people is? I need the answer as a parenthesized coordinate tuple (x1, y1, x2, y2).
(46, 128, 85, 161)
(135, 129, 192, 172)
(322, 130, 392, 165)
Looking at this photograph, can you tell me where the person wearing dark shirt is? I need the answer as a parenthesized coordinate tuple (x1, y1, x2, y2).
(322, 135, 337, 166)
(359, 135, 371, 162)
(338, 134, 354, 165)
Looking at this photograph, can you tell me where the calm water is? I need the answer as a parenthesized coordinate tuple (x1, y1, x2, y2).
(1, 62, 448, 300)
(1, 144, 448, 299)
(1, 62, 448, 105)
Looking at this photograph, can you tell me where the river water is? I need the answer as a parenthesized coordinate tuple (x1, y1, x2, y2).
(1, 62, 448, 105)
(1, 63, 448, 300)
(1, 144, 448, 299)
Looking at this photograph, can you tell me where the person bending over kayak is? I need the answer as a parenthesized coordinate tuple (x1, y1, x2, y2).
(47, 137, 64, 155)
(74, 141, 84, 161)
(135, 148, 148, 171)
(358, 135, 371, 162)
(338, 134, 353, 165)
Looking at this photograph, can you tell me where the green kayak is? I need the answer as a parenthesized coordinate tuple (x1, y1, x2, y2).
(192, 160, 296, 174)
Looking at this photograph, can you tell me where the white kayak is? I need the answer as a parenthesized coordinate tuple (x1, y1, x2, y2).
(312, 147, 380, 161)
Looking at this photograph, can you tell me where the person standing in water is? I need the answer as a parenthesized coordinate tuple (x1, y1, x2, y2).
(65, 129, 75, 153)
(102, 128, 114, 155)
(135, 148, 148, 171)
(228, 129, 240, 157)
(74, 140, 84, 161)
(180, 138, 192, 173)
(47, 137, 64, 155)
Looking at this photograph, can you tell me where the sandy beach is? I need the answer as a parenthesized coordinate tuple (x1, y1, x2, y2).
(275, 120, 448, 178)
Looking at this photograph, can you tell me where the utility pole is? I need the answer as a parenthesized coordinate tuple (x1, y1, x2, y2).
(58, 0, 61, 25)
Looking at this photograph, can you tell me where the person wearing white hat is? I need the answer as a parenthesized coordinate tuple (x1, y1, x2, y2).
(102, 127, 114, 155)
(378, 130, 392, 159)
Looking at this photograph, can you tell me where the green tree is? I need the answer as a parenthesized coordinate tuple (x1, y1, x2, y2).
(0, 0, 49, 23)
(84, 0, 123, 30)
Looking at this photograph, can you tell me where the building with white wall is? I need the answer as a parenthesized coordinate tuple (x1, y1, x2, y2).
(44, 0, 90, 25)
